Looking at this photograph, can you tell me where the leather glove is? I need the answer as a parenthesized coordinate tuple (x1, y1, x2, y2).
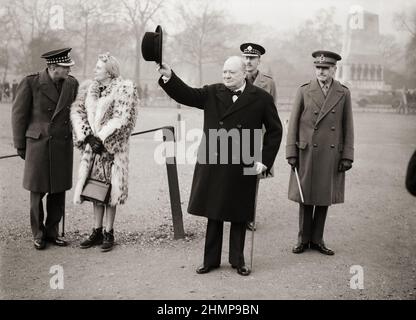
(85, 135, 103, 154)
(338, 159, 353, 172)
(287, 157, 298, 170)
(94, 138, 105, 154)
(17, 148, 26, 160)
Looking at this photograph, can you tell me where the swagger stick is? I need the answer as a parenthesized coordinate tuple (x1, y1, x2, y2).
(250, 175, 260, 271)
(284, 120, 304, 203)
(0, 154, 19, 160)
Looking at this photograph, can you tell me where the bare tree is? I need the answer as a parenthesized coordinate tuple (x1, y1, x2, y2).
(173, 1, 232, 85)
(394, 9, 416, 84)
(65, 0, 104, 78)
(120, 0, 166, 83)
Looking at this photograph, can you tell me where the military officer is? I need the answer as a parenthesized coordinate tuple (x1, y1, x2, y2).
(240, 43, 277, 103)
(240, 42, 278, 231)
(12, 48, 79, 250)
(286, 50, 354, 255)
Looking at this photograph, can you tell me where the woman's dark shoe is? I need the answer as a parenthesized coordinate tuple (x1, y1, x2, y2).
(101, 229, 115, 252)
(80, 227, 103, 249)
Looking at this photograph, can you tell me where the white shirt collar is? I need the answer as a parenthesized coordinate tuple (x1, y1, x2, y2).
(235, 80, 246, 93)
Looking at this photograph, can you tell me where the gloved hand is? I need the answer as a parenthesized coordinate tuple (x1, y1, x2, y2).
(287, 157, 298, 170)
(253, 162, 267, 175)
(17, 148, 26, 160)
(338, 159, 353, 172)
(85, 135, 104, 154)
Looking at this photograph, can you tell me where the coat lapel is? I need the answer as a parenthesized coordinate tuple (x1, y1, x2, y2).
(52, 78, 73, 119)
(215, 85, 232, 117)
(39, 69, 59, 104)
(315, 80, 345, 125)
(252, 71, 266, 89)
(307, 79, 325, 111)
(220, 82, 257, 120)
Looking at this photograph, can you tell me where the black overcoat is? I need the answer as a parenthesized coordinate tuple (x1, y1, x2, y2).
(12, 69, 79, 193)
(159, 72, 282, 222)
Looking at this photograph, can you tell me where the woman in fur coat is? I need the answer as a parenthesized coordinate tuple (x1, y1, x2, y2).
(71, 53, 139, 252)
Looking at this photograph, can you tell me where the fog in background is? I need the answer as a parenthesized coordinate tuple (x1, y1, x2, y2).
(0, 0, 415, 95)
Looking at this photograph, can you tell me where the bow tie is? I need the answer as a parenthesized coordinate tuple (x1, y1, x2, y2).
(231, 90, 242, 96)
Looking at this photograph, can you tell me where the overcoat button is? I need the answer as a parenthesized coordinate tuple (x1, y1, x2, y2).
(331, 126, 335, 131)
(313, 144, 318, 147)
(219, 121, 224, 125)
(314, 127, 318, 130)
(49, 136, 53, 139)
(330, 144, 335, 148)
(314, 111, 318, 115)
(331, 109, 335, 113)
(237, 124, 242, 128)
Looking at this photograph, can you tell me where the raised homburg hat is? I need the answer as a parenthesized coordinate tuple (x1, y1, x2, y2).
(141, 25, 163, 64)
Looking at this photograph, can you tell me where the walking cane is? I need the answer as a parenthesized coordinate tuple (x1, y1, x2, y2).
(284, 120, 305, 203)
(250, 175, 260, 271)
(0, 154, 19, 160)
(61, 210, 65, 237)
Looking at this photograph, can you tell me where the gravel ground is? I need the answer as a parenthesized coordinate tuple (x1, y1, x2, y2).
(0, 103, 415, 300)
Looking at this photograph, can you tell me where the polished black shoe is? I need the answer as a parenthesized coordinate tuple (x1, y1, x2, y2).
(34, 239, 46, 250)
(46, 237, 68, 247)
(310, 243, 334, 255)
(246, 222, 256, 231)
(292, 243, 309, 254)
(196, 265, 219, 274)
(232, 265, 251, 276)
(80, 227, 103, 249)
(101, 229, 115, 252)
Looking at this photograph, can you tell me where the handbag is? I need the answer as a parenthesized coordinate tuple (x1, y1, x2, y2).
(81, 154, 112, 205)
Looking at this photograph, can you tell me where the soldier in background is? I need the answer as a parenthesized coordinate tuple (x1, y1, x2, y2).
(240, 42, 278, 232)
(12, 79, 18, 101)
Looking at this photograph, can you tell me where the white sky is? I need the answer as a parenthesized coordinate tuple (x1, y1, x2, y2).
(220, 0, 415, 41)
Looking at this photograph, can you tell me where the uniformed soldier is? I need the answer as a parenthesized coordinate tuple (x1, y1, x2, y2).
(240, 43, 277, 103)
(240, 42, 278, 231)
(12, 48, 79, 250)
(286, 50, 354, 255)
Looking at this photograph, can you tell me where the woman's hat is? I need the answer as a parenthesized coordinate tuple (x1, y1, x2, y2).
(141, 25, 163, 64)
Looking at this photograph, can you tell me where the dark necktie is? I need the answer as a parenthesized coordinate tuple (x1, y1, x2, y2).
(231, 90, 242, 97)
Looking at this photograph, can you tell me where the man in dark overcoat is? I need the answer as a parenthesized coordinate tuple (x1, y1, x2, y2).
(12, 48, 79, 250)
(158, 56, 282, 275)
(286, 50, 354, 255)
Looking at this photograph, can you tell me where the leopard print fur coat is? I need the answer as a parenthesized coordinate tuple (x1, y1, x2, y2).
(70, 77, 139, 206)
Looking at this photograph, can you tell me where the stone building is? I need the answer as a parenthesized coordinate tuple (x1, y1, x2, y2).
(337, 7, 387, 92)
